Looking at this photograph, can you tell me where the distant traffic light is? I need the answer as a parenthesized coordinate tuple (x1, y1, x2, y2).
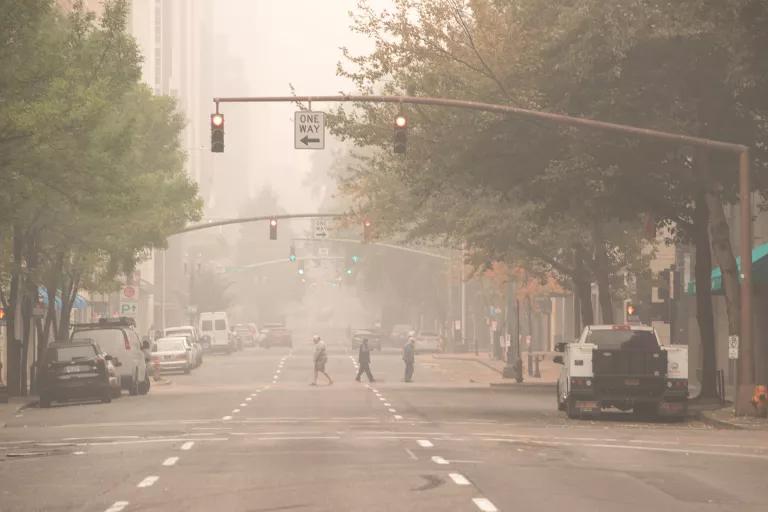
(298, 261, 305, 275)
(362, 219, 373, 243)
(351, 255, 360, 264)
(393, 113, 407, 154)
(210, 113, 224, 152)
(269, 218, 277, 240)
(289, 245, 296, 262)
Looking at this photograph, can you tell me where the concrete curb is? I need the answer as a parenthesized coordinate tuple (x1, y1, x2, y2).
(692, 409, 744, 430)
(432, 354, 504, 375)
(489, 381, 556, 391)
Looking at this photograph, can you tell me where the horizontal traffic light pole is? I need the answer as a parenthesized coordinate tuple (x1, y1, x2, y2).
(176, 213, 345, 234)
(293, 237, 451, 261)
(214, 93, 756, 415)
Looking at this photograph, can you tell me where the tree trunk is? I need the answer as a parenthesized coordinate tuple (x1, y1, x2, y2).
(5, 226, 24, 395)
(705, 190, 741, 332)
(57, 273, 79, 340)
(573, 249, 594, 327)
(592, 223, 614, 324)
(693, 194, 718, 400)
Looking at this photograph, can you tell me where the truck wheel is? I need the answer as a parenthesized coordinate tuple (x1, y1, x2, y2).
(128, 373, 139, 396)
(556, 384, 566, 411)
(139, 375, 150, 395)
(566, 396, 580, 419)
(101, 391, 112, 404)
(634, 403, 658, 420)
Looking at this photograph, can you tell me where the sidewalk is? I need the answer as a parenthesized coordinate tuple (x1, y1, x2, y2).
(431, 351, 558, 387)
(692, 401, 768, 430)
(0, 395, 38, 427)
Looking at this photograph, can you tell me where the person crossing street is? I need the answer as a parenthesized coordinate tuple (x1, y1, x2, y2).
(311, 334, 333, 386)
(403, 336, 415, 382)
(355, 338, 375, 382)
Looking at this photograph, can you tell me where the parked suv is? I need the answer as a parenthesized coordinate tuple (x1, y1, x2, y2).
(71, 317, 151, 396)
(38, 341, 119, 407)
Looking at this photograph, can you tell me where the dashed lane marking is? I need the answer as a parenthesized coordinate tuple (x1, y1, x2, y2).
(162, 457, 179, 467)
(394, 415, 403, 420)
(246, 397, 252, 401)
(239, 403, 247, 407)
(104, 501, 129, 512)
(384, 402, 392, 406)
(449, 473, 470, 485)
(417, 440, 434, 448)
(180, 441, 194, 450)
(222, 416, 233, 421)
(137, 476, 159, 488)
(73, 451, 85, 455)
(431, 456, 449, 465)
(388, 408, 397, 413)
(232, 409, 241, 414)
(472, 498, 499, 512)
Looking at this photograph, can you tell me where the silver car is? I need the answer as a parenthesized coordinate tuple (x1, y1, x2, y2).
(151, 337, 193, 374)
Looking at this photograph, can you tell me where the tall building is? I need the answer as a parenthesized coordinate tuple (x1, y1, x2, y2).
(129, 0, 215, 330)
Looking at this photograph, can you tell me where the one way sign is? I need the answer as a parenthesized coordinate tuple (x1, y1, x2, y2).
(294, 111, 325, 150)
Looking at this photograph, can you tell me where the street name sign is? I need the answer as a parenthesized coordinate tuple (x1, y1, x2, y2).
(312, 218, 328, 238)
(728, 335, 739, 359)
(294, 111, 325, 149)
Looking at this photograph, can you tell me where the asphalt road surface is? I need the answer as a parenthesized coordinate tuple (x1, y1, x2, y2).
(2, 338, 768, 512)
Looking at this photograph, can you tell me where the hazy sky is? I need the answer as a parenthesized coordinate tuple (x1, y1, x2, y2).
(211, 1, 387, 216)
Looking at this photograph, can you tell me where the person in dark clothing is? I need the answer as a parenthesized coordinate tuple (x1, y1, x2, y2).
(355, 338, 375, 382)
(403, 337, 415, 382)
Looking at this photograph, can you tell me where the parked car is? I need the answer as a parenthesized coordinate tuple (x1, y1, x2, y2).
(233, 323, 257, 347)
(164, 325, 204, 367)
(414, 331, 443, 353)
(163, 325, 204, 368)
(259, 323, 293, 348)
(38, 340, 119, 407)
(71, 317, 151, 396)
(351, 329, 383, 351)
(151, 337, 194, 374)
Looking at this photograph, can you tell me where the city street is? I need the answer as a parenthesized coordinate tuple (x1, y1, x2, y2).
(2, 337, 767, 512)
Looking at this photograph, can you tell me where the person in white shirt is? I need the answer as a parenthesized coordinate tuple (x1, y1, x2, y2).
(311, 335, 333, 386)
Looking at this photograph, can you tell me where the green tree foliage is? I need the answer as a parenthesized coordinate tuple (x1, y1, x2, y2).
(0, 1, 201, 395)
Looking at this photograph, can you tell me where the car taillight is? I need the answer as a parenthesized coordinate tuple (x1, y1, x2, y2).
(667, 379, 688, 389)
(123, 332, 131, 350)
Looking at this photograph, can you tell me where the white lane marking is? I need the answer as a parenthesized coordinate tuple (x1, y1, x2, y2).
(78, 438, 226, 447)
(137, 476, 159, 488)
(417, 440, 434, 448)
(232, 409, 240, 413)
(222, 416, 233, 421)
(394, 415, 403, 420)
(371, 389, 378, 393)
(378, 397, 386, 401)
(73, 451, 86, 455)
(449, 473, 470, 485)
(105, 501, 129, 512)
(245, 397, 252, 401)
(239, 403, 247, 407)
(383, 402, 392, 406)
(431, 456, 449, 465)
(276, 369, 281, 374)
(388, 408, 397, 413)
(162, 457, 179, 466)
(64, 436, 139, 441)
(472, 498, 498, 512)
(405, 448, 418, 460)
(250, 393, 258, 397)
(253, 436, 341, 441)
(180, 441, 194, 450)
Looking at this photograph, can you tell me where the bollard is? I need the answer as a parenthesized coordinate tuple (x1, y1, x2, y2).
(533, 355, 541, 378)
(527, 353, 533, 376)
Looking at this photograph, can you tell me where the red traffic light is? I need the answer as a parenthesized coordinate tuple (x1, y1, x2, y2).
(270, 218, 277, 227)
(269, 218, 278, 240)
(211, 113, 224, 127)
(394, 114, 407, 128)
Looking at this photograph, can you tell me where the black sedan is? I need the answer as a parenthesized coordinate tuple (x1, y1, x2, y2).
(38, 341, 120, 407)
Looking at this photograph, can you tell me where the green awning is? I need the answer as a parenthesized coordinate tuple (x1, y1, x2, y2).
(687, 242, 768, 295)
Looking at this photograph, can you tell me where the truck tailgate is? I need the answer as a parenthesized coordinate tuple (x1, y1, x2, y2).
(592, 349, 667, 377)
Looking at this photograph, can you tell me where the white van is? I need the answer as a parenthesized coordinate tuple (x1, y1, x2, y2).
(199, 312, 232, 353)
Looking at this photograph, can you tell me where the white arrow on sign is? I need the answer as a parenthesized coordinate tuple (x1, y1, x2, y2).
(294, 111, 325, 149)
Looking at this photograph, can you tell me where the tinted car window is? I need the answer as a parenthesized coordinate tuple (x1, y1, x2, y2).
(48, 345, 97, 361)
(72, 329, 126, 356)
(586, 330, 659, 351)
(202, 320, 213, 331)
(215, 319, 226, 330)
(155, 340, 186, 352)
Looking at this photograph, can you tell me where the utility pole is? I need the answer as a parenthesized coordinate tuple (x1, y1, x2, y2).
(460, 243, 467, 352)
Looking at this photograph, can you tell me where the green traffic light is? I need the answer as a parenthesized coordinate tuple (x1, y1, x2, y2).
(346, 268, 353, 275)
(351, 255, 360, 264)
(289, 255, 297, 262)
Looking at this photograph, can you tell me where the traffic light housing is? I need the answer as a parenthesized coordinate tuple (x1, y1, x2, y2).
(269, 218, 277, 240)
(362, 219, 373, 243)
(393, 114, 407, 154)
(211, 113, 224, 153)
(289, 245, 296, 262)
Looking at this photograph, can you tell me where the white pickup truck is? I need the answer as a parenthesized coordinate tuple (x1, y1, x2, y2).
(554, 324, 688, 419)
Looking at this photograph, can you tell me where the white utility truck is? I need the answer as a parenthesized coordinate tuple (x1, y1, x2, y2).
(554, 324, 688, 419)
